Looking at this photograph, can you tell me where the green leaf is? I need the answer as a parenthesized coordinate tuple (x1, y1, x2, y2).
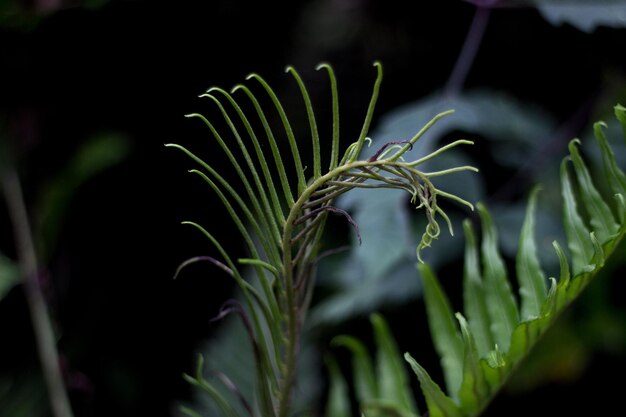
(418, 263, 464, 398)
(371, 314, 419, 415)
(456, 313, 489, 416)
(560, 157, 595, 275)
(551, 241, 571, 311)
(404, 353, 462, 417)
(516, 186, 547, 321)
(183, 355, 242, 417)
(331, 335, 377, 404)
(478, 203, 519, 352)
(508, 315, 550, 364)
(594, 121, 626, 197)
(462, 220, 494, 357)
(325, 356, 351, 417)
(568, 139, 619, 243)
(479, 352, 506, 393)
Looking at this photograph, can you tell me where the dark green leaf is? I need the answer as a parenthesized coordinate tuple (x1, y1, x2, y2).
(371, 314, 419, 415)
(560, 157, 595, 275)
(456, 314, 489, 416)
(568, 139, 619, 243)
(508, 315, 550, 364)
(594, 121, 626, 197)
(325, 356, 351, 417)
(418, 263, 463, 398)
(478, 203, 519, 351)
(404, 353, 462, 417)
(516, 186, 547, 321)
(462, 220, 493, 357)
(331, 335, 377, 404)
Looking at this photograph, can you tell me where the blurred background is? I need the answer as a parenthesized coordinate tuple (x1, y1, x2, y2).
(1, 0, 625, 416)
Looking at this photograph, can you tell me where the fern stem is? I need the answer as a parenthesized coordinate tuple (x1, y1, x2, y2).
(277, 159, 388, 417)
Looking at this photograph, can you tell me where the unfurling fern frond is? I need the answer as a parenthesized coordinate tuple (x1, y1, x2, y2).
(168, 63, 475, 417)
(331, 104, 626, 417)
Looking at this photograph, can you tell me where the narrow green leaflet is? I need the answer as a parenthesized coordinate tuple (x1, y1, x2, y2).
(418, 263, 464, 398)
(371, 314, 419, 415)
(568, 139, 619, 243)
(328, 315, 418, 417)
(560, 157, 595, 275)
(516, 186, 547, 321)
(455, 314, 489, 416)
(404, 354, 462, 417)
(331, 336, 377, 404)
(325, 356, 351, 417)
(462, 220, 493, 357)
(594, 121, 626, 196)
(477, 203, 519, 351)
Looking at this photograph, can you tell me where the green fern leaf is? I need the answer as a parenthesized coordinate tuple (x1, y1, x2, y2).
(325, 106, 626, 417)
(404, 353, 462, 417)
(329, 314, 418, 417)
(171, 63, 475, 417)
(461, 220, 493, 358)
(325, 355, 351, 417)
(419, 263, 463, 398)
(455, 314, 489, 416)
(406, 107, 626, 417)
(516, 186, 547, 321)
(331, 335, 378, 405)
(477, 203, 519, 351)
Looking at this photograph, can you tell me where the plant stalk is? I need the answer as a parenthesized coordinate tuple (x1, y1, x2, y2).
(1, 168, 74, 417)
(445, 5, 491, 96)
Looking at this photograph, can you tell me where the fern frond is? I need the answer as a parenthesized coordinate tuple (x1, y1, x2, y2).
(169, 63, 475, 417)
(409, 104, 626, 416)
(331, 104, 626, 417)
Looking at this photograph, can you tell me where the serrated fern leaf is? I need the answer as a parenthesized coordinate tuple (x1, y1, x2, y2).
(477, 203, 519, 352)
(333, 104, 626, 417)
(405, 106, 626, 417)
(329, 314, 419, 417)
(516, 186, 547, 321)
(461, 220, 493, 357)
(419, 263, 463, 399)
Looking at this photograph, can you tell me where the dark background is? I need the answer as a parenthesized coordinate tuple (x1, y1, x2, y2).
(1, 1, 625, 416)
